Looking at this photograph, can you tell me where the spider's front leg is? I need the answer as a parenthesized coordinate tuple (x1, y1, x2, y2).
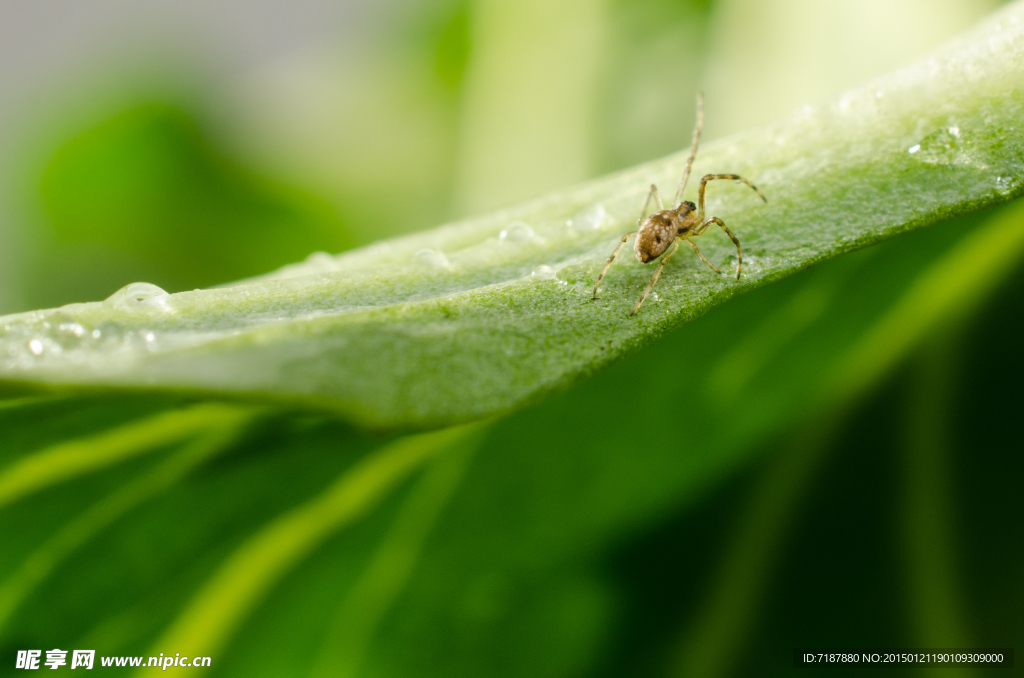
(681, 235, 720, 274)
(695, 216, 742, 280)
(696, 174, 766, 222)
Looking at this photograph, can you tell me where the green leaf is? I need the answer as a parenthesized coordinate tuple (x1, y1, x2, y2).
(2, 4, 1023, 428)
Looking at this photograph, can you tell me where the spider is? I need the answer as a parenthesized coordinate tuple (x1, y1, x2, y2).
(591, 93, 766, 316)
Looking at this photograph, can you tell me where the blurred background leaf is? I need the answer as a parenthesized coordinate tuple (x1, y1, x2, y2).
(1, 205, 1022, 676)
(32, 101, 349, 305)
(0, 0, 1021, 676)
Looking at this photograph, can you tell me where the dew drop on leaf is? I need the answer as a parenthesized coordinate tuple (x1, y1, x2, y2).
(566, 204, 613, 232)
(499, 221, 535, 242)
(532, 265, 556, 280)
(104, 282, 170, 309)
(414, 249, 449, 267)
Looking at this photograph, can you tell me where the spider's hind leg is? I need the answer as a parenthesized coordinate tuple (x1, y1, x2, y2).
(631, 239, 680, 316)
(639, 183, 665, 222)
(592, 230, 638, 300)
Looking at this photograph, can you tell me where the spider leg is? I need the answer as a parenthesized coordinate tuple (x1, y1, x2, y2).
(631, 239, 680, 316)
(694, 217, 742, 280)
(592, 230, 638, 300)
(639, 183, 665, 223)
(681, 235, 720, 274)
(673, 93, 704, 207)
(696, 173, 767, 222)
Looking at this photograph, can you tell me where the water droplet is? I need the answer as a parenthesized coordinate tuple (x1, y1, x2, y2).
(499, 221, 535, 243)
(304, 251, 340, 271)
(28, 339, 43, 356)
(40, 314, 91, 351)
(566, 204, 614, 232)
(94, 322, 124, 344)
(63, 323, 85, 338)
(909, 126, 969, 165)
(415, 249, 449, 267)
(996, 176, 1017, 193)
(532, 265, 556, 280)
(104, 282, 170, 309)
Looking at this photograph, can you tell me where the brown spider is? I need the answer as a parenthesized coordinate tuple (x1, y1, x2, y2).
(591, 93, 766, 316)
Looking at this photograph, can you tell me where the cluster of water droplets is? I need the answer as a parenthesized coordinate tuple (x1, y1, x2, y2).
(907, 125, 973, 166)
(995, 175, 1019, 195)
(3, 315, 159, 369)
(904, 123, 1016, 192)
(0, 282, 178, 370)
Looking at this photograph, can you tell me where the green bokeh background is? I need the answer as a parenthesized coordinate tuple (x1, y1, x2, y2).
(0, 0, 1021, 676)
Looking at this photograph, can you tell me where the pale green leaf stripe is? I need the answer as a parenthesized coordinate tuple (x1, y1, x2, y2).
(0, 403, 247, 511)
(903, 338, 977, 678)
(1, 2, 1023, 428)
(0, 395, 67, 411)
(672, 200, 1024, 678)
(310, 444, 476, 678)
(673, 418, 839, 678)
(142, 423, 485, 665)
(0, 411, 255, 637)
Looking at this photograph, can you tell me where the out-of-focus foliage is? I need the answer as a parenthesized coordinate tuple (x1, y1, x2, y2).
(0, 0, 1021, 676)
(1, 204, 1022, 677)
(16, 101, 349, 310)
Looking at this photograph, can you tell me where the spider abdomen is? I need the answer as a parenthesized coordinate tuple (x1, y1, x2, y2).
(634, 206, 697, 263)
